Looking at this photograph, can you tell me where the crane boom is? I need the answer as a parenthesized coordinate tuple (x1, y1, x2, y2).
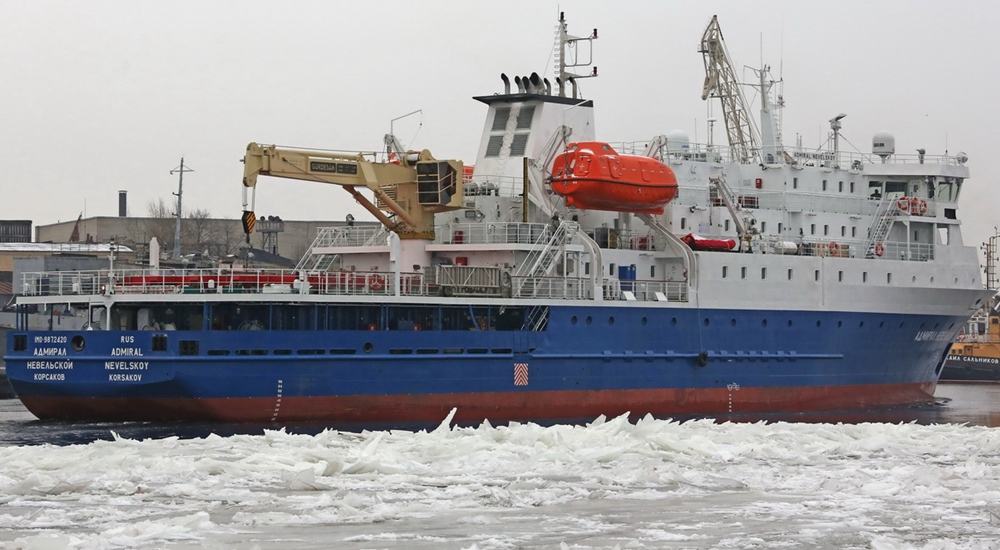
(699, 15, 760, 164)
(241, 143, 464, 240)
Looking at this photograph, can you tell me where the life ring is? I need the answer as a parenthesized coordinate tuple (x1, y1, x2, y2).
(897, 197, 910, 212)
(828, 241, 840, 256)
(369, 274, 385, 292)
(874, 242, 885, 257)
(917, 199, 928, 215)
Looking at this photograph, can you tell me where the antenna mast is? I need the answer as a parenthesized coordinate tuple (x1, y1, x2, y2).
(170, 158, 194, 260)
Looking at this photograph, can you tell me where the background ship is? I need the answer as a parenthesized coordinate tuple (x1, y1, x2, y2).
(942, 233, 1000, 382)
(3, 14, 992, 424)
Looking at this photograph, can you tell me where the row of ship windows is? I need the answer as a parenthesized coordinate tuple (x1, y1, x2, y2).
(201, 346, 519, 357)
(567, 316, 951, 331)
(721, 266, 957, 285)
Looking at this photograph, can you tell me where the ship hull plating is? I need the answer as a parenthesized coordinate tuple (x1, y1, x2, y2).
(6, 306, 960, 424)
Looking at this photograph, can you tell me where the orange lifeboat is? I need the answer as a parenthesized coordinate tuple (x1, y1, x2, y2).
(550, 142, 679, 215)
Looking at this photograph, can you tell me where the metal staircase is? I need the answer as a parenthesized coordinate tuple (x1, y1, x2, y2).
(513, 221, 576, 297)
(863, 198, 895, 258)
(294, 228, 347, 272)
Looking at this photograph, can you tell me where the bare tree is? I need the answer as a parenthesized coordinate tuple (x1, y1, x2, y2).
(183, 207, 214, 255)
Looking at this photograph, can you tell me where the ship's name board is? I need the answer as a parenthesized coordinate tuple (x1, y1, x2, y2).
(111, 347, 144, 357)
(105, 361, 149, 370)
(792, 151, 835, 161)
(33, 347, 67, 356)
(25, 361, 73, 369)
(946, 355, 1000, 365)
(914, 330, 952, 342)
(310, 161, 358, 175)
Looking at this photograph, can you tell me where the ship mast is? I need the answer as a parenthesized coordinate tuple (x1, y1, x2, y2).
(554, 12, 598, 98)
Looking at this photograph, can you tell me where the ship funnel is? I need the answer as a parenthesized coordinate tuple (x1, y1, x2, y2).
(514, 75, 525, 93)
(500, 73, 510, 94)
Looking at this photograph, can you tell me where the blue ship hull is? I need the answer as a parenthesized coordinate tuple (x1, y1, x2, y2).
(4, 305, 959, 424)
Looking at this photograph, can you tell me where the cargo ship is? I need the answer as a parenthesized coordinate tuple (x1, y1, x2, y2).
(3, 14, 991, 424)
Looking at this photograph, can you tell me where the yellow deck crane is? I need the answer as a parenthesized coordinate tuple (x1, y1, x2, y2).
(241, 143, 464, 240)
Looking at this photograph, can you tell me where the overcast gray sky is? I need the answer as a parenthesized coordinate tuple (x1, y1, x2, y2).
(2, 0, 999, 247)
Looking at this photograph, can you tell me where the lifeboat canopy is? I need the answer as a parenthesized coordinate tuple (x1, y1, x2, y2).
(550, 142, 678, 215)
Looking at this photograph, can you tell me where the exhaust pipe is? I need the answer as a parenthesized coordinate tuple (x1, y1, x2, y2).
(514, 75, 525, 93)
(543, 77, 552, 95)
(500, 73, 510, 94)
(529, 72, 542, 94)
(556, 76, 564, 97)
(568, 77, 577, 99)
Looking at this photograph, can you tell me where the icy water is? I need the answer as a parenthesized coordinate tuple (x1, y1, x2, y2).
(0, 384, 998, 549)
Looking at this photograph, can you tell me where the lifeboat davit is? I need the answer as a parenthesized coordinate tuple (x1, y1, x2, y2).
(550, 142, 679, 215)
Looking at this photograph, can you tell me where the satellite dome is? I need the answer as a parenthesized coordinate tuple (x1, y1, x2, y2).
(666, 130, 690, 154)
(872, 131, 895, 159)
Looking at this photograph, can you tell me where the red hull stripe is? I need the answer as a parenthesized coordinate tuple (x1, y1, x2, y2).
(19, 382, 936, 423)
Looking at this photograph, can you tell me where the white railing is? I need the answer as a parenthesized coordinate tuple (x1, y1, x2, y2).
(18, 267, 693, 303)
(435, 222, 551, 245)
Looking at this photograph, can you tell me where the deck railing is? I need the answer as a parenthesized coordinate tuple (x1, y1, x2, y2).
(17, 268, 691, 304)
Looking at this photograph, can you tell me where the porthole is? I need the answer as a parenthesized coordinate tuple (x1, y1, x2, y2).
(671, 317, 678, 326)
(641, 317, 648, 326)
(879, 321, 885, 328)
(586, 316, 593, 325)
(787, 320, 793, 327)
(363, 342, 373, 353)
(816, 320, 822, 327)
(761, 319, 768, 327)
(571, 316, 578, 325)
(730, 318, 737, 327)
(703, 318, 711, 327)
(859, 321, 865, 328)
(837, 321, 842, 328)
(608, 316, 615, 326)
(899, 322, 905, 329)
(71, 335, 85, 352)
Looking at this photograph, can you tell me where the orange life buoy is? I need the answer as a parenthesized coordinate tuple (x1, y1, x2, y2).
(874, 242, 885, 257)
(828, 241, 840, 256)
(897, 197, 910, 212)
(369, 274, 385, 292)
(917, 199, 928, 215)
